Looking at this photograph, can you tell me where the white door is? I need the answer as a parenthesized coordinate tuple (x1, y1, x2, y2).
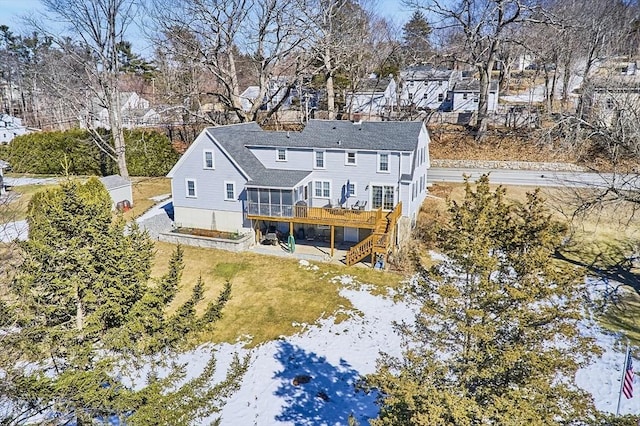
(344, 227, 359, 242)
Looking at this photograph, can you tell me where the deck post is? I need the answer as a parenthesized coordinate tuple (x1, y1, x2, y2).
(254, 220, 259, 244)
(289, 221, 293, 238)
(330, 225, 335, 258)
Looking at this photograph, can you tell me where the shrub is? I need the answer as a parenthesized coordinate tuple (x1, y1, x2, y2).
(5, 129, 179, 176)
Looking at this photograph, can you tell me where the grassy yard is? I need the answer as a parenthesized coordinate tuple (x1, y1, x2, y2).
(5, 174, 639, 348)
(122, 177, 171, 220)
(151, 242, 404, 348)
(1, 184, 58, 222)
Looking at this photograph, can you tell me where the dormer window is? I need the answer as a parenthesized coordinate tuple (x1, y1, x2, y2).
(276, 148, 287, 161)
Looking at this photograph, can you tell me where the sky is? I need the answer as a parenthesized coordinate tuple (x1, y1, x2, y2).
(0, 0, 414, 40)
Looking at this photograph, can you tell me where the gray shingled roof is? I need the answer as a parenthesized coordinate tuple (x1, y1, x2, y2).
(206, 120, 423, 188)
(452, 79, 499, 92)
(354, 77, 393, 93)
(100, 175, 131, 190)
(401, 65, 452, 81)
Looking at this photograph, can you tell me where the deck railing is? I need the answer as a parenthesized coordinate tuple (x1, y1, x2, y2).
(247, 202, 379, 226)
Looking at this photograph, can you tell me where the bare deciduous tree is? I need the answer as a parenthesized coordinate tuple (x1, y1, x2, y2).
(34, 0, 140, 178)
(150, 0, 307, 124)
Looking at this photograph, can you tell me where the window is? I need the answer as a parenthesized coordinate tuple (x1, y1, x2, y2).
(378, 152, 389, 172)
(314, 180, 331, 198)
(463, 93, 468, 100)
(423, 92, 429, 99)
(438, 80, 443, 86)
(276, 148, 287, 161)
(345, 151, 357, 165)
(473, 96, 478, 103)
(186, 179, 197, 198)
(372, 185, 394, 210)
(314, 150, 325, 169)
(408, 93, 414, 100)
(224, 181, 235, 200)
(347, 182, 356, 197)
(437, 93, 444, 102)
(203, 150, 214, 169)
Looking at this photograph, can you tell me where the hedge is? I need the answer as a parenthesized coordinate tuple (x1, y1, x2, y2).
(4, 129, 180, 177)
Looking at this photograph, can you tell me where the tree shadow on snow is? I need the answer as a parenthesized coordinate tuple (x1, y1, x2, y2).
(273, 341, 378, 425)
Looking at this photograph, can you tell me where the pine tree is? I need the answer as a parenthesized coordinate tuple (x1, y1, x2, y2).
(1, 178, 246, 424)
(402, 11, 432, 65)
(367, 175, 597, 425)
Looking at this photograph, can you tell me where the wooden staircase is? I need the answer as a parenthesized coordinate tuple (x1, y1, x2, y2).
(345, 202, 402, 267)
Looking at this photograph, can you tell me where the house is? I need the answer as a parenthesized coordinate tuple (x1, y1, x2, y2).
(0, 114, 30, 144)
(580, 58, 640, 126)
(167, 119, 431, 266)
(81, 92, 159, 129)
(443, 79, 499, 113)
(239, 79, 319, 114)
(99, 175, 133, 210)
(345, 75, 398, 117)
(400, 65, 454, 110)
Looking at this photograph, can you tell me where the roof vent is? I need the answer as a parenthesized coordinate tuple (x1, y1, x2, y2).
(337, 140, 342, 145)
(286, 131, 290, 138)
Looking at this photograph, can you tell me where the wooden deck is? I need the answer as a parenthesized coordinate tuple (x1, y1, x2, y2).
(248, 202, 403, 268)
(247, 204, 382, 229)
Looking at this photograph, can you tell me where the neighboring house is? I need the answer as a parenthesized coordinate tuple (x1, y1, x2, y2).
(239, 79, 318, 113)
(400, 65, 454, 110)
(81, 92, 159, 129)
(443, 79, 499, 113)
(99, 175, 133, 210)
(0, 114, 30, 144)
(345, 75, 398, 116)
(167, 119, 431, 266)
(580, 58, 640, 126)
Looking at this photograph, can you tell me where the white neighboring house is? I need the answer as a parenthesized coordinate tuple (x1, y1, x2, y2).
(443, 79, 499, 113)
(239, 79, 301, 113)
(345, 75, 398, 116)
(0, 114, 30, 144)
(81, 92, 160, 129)
(400, 66, 454, 110)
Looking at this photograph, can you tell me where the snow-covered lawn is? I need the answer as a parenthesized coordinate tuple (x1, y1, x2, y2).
(211, 274, 416, 425)
(198, 269, 639, 424)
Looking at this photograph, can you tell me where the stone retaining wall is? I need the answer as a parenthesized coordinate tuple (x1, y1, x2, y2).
(158, 231, 254, 252)
(431, 159, 586, 172)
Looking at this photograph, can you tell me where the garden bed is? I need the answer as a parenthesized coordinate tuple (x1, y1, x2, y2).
(159, 228, 253, 252)
(173, 227, 243, 240)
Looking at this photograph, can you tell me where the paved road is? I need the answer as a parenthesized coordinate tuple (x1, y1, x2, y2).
(427, 168, 633, 189)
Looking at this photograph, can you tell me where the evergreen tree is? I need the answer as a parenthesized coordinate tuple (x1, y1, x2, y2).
(1, 178, 245, 424)
(367, 175, 597, 425)
(402, 11, 432, 65)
